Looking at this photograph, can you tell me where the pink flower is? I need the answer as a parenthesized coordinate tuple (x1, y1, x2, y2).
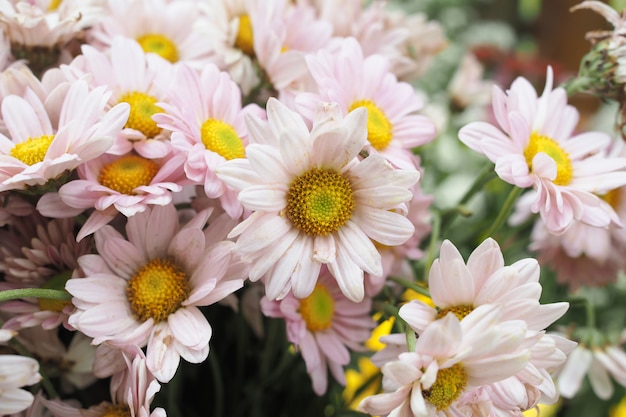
(154, 63, 249, 219)
(65, 204, 248, 382)
(261, 268, 375, 395)
(300, 37, 436, 170)
(458, 67, 626, 233)
(0, 79, 129, 192)
(217, 98, 420, 302)
(0, 354, 41, 415)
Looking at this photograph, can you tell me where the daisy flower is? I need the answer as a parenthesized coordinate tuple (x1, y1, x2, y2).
(260, 268, 375, 395)
(216, 98, 420, 302)
(558, 343, 626, 400)
(154, 63, 249, 219)
(89, 0, 214, 68)
(0, 214, 90, 331)
(0, 79, 129, 193)
(64, 36, 176, 158)
(458, 66, 626, 234)
(0, 354, 41, 415)
(37, 149, 187, 241)
(301, 37, 436, 170)
(358, 307, 530, 417)
(65, 204, 248, 382)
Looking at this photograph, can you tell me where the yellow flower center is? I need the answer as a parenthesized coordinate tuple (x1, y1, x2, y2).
(126, 257, 190, 322)
(299, 284, 334, 332)
(436, 305, 474, 321)
(101, 404, 131, 417)
(118, 91, 164, 138)
(48, 0, 62, 11)
(37, 270, 73, 313)
(200, 119, 245, 160)
(136, 34, 179, 63)
(524, 132, 573, 186)
(286, 168, 355, 236)
(11, 135, 54, 165)
(235, 14, 254, 56)
(98, 155, 159, 195)
(423, 363, 468, 411)
(348, 99, 393, 151)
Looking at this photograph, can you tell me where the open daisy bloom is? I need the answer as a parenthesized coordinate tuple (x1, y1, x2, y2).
(65, 204, 248, 382)
(217, 98, 420, 302)
(458, 67, 626, 234)
(0, 354, 41, 415)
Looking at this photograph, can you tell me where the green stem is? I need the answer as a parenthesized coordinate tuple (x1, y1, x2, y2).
(483, 185, 524, 239)
(424, 210, 441, 281)
(0, 288, 70, 303)
(208, 350, 224, 417)
(388, 276, 431, 299)
(405, 325, 417, 352)
(560, 75, 591, 97)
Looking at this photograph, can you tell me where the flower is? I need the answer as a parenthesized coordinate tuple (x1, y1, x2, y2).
(301, 37, 436, 170)
(358, 307, 530, 417)
(458, 66, 626, 233)
(0, 79, 129, 192)
(261, 268, 375, 395)
(65, 204, 248, 382)
(0, 354, 41, 415)
(154, 63, 249, 219)
(217, 98, 420, 302)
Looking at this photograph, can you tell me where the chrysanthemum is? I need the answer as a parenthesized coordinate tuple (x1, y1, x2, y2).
(89, 0, 214, 68)
(0, 79, 129, 193)
(558, 343, 626, 400)
(154, 63, 249, 219)
(358, 307, 530, 417)
(65, 204, 248, 382)
(216, 98, 420, 302)
(0, 214, 90, 331)
(458, 67, 626, 233)
(301, 37, 436, 170)
(260, 268, 375, 395)
(65, 36, 176, 159)
(0, 354, 41, 415)
(37, 149, 187, 241)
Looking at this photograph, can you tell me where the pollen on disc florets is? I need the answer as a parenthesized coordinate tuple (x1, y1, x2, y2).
(101, 404, 131, 417)
(200, 119, 246, 160)
(235, 14, 255, 57)
(98, 155, 159, 195)
(348, 99, 393, 151)
(136, 33, 179, 63)
(126, 257, 190, 323)
(436, 304, 474, 321)
(118, 91, 164, 138)
(11, 135, 55, 165)
(299, 284, 335, 332)
(286, 167, 355, 236)
(524, 132, 573, 186)
(423, 363, 468, 411)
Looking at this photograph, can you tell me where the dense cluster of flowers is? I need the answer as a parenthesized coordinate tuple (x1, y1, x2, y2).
(2, 0, 626, 416)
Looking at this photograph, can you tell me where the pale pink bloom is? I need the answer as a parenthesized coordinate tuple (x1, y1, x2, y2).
(64, 36, 176, 159)
(0, 215, 90, 331)
(88, 0, 214, 68)
(261, 268, 375, 395)
(196, 0, 260, 95)
(0, 79, 129, 192)
(300, 37, 436, 170)
(252, 0, 332, 96)
(154, 63, 248, 219)
(0, 354, 41, 415)
(448, 53, 493, 110)
(37, 149, 187, 241)
(66, 204, 248, 382)
(359, 307, 530, 417)
(558, 344, 626, 400)
(0, 193, 33, 227)
(458, 67, 626, 234)
(217, 98, 420, 302)
(0, 0, 101, 48)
